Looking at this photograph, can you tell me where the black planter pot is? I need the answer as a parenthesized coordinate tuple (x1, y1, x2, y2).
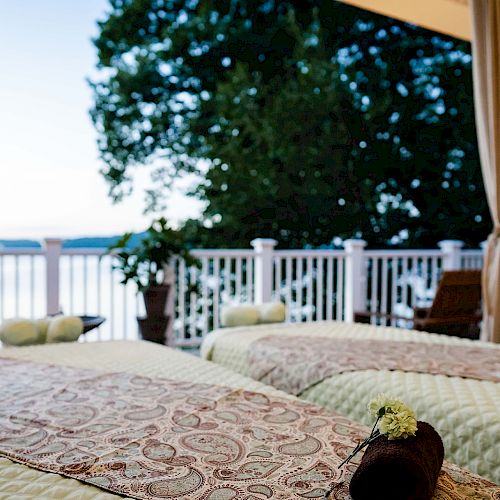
(137, 316, 170, 344)
(143, 285, 170, 317)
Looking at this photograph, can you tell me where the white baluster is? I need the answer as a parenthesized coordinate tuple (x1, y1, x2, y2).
(439, 240, 464, 270)
(343, 239, 367, 322)
(43, 238, 62, 316)
(251, 239, 277, 304)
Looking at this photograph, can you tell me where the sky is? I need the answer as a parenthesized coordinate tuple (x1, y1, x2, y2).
(0, 0, 203, 240)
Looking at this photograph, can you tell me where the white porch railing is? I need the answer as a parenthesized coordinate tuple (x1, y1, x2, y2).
(0, 238, 484, 347)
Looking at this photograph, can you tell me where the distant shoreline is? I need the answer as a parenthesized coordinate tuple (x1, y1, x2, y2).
(0, 233, 146, 249)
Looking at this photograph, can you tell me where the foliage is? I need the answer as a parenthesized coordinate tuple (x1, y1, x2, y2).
(91, 0, 491, 248)
(106, 217, 196, 290)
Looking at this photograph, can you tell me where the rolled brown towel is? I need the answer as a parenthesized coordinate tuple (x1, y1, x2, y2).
(349, 421, 444, 500)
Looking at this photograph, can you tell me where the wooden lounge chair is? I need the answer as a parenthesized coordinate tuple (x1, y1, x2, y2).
(354, 270, 482, 339)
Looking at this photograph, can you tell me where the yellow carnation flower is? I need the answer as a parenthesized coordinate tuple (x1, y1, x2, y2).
(368, 393, 408, 417)
(339, 394, 419, 468)
(379, 409, 418, 440)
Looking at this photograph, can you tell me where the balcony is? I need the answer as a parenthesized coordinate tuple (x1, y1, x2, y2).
(0, 238, 483, 348)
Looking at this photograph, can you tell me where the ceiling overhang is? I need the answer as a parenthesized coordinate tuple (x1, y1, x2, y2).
(340, 0, 471, 41)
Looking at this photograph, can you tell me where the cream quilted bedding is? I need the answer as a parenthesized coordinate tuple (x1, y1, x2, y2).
(201, 321, 500, 483)
(0, 341, 288, 500)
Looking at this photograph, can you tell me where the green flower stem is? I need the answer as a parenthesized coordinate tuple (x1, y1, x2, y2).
(337, 419, 381, 469)
(370, 416, 381, 436)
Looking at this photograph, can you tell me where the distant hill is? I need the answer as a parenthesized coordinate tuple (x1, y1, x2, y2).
(0, 239, 40, 248)
(0, 233, 147, 249)
(62, 233, 147, 248)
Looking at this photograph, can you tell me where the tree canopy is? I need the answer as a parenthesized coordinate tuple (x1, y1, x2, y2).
(91, 0, 491, 248)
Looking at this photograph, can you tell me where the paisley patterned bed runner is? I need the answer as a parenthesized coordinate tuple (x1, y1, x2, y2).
(248, 336, 500, 396)
(0, 358, 498, 500)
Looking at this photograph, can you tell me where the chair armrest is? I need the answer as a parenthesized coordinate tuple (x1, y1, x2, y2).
(414, 314, 482, 328)
(354, 311, 413, 326)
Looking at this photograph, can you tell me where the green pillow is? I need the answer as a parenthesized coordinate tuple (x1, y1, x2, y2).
(0, 319, 41, 346)
(220, 305, 259, 328)
(257, 302, 286, 324)
(46, 316, 83, 343)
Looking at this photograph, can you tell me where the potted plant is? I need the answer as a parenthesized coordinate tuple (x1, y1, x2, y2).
(107, 217, 196, 344)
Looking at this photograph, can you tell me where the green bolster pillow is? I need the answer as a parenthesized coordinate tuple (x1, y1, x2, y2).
(0, 319, 41, 346)
(220, 302, 286, 328)
(46, 316, 83, 343)
(220, 305, 259, 327)
(256, 302, 286, 323)
(36, 318, 50, 343)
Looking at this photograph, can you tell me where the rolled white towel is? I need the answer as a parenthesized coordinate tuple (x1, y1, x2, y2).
(256, 302, 286, 324)
(46, 316, 83, 343)
(0, 319, 41, 346)
(220, 304, 259, 328)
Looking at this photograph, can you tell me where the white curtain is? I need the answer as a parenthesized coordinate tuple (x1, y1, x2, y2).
(471, 0, 500, 343)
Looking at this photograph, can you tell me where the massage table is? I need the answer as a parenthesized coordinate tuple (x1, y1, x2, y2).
(201, 320, 500, 483)
(0, 340, 498, 498)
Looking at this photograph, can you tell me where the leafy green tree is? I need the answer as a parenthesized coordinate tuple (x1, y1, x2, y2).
(184, 60, 376, 248)
(91, 0, 491, 248)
